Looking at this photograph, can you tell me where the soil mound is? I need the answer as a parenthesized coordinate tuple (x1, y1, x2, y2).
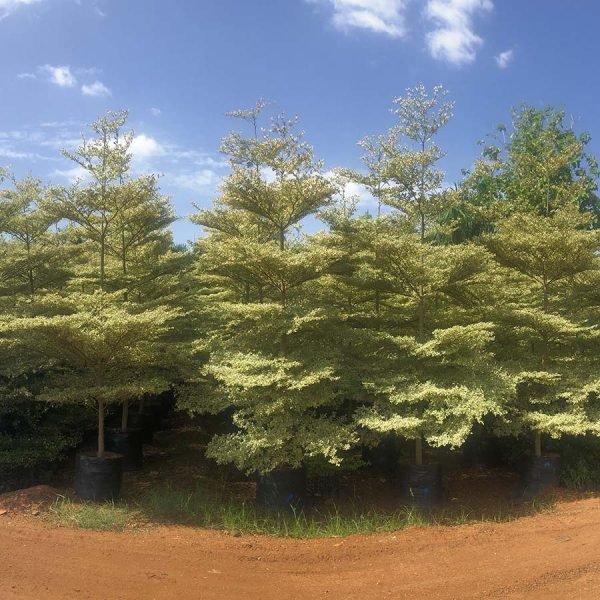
(0, 484, 62, 514)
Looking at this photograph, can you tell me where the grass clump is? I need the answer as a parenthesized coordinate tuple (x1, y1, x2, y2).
(49, 498, 139, 531)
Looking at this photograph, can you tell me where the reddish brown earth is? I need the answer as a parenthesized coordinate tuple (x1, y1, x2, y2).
(2, 496, 600, 600)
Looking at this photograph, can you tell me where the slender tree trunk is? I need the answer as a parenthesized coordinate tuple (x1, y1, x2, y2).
(418, 211, 426, 342)
(97, 399, 105, 458)
(541, 283, 549, 368)
(279, 228, 285, 251)
(28, 268, 35, 299)
(121, 399, 129, 432)
(415, 436, 423, 466)
(26, 239, 35, 300)
(100, 233, 106, 292)
(417, 295, 425, 342)
(122, 225, 128, 302)
(534, 431, 542, 458)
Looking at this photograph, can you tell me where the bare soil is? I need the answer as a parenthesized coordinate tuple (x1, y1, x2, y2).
(1, 496, 600, 599)
(0, 485, 62, 513)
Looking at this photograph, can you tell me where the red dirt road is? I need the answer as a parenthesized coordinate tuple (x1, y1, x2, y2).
(2, 498, 600, 599)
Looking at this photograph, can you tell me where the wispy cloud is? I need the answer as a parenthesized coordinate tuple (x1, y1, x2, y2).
(306, 0, 493, 66)
(74, 0, 106, 18)
(0, 0, 41, 21)
(51, 165, 89, 184)
(495, 48, 514, 69)
(17, 65, 112, 97)
(307, 0, 409, 38)
(150, 107, 161, 116)
(424, 0, 493, 66)
(167, 169, 221, 191)
(81, 80, 111, 97)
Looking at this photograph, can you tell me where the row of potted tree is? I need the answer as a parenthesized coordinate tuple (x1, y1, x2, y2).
(1, 87, 599, 506)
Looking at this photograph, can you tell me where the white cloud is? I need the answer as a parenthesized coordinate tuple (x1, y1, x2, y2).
(151, 107, 161, 116)
(0, 0, 41, 20)
(194, 155, 228, 169)
(324, 170, 377, 211)
(425, 0, 493, 66)
(495, 48, 514, 69)
(51, 165, 89, 184)
(0, 146, 33, 159)
(81, 80, 111, 97)
(308, 0, 408, 37)
(41, 64, 77, 87)
(129, 134, 166, 161)
(168, 169, 221, 191)
(17, 71, 36, 79)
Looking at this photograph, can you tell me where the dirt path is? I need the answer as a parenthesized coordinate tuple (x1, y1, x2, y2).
(2, 497, 600, 599)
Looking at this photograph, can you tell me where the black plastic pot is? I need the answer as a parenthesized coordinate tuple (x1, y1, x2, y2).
(522, 454, 560, 497)
(105, 428, 144, 471)
(74, 452, 123, 501)
(256, 467, 306, 511)
(127, 412, 155, 445)
(398, 462, 443, 507)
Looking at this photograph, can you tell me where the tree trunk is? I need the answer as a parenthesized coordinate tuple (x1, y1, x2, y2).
(97, 399, 105, 458)
(417, 294, 425, 342)
(541, 284, 549, 368)
(100, 234, 105, 292)
(121, 400, 129, 432)
(534, 431, 542, 458)
(26, 240, 35, 300)
(279, 228, 285, 251)
(415, 436, 423, 466)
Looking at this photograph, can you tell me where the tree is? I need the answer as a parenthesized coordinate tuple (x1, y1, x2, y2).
(187, 103, 366, 475)
(0, 176, 72, 300)
(45, 110, 132, 293)
(104, 176, 176, 301)
(338, 85, 501, 468)
(44, 112, 183, 434)
(483, 207, 599, 456)
(0, 291, 176, 458)
(451, 104, 600, 241)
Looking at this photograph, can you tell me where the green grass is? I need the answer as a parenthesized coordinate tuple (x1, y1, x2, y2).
(142, 493, 431, 537)
(49, 498, 140, 531)
(47, 483, 555, 537)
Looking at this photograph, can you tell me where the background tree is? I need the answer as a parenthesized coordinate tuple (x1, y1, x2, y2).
(450, 104, 600, 241)
(0, 176, 72, 301)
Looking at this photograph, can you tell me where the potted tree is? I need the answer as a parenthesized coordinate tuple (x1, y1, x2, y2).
(484, 209, 597, 494)
(0, 291, 175, 500)
(188, 102, 361, 510)
(44, 111, 181, 471)
(340, 85, 503, 505)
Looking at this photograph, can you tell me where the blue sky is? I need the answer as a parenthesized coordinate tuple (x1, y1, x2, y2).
(1, 0, 600, 243)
